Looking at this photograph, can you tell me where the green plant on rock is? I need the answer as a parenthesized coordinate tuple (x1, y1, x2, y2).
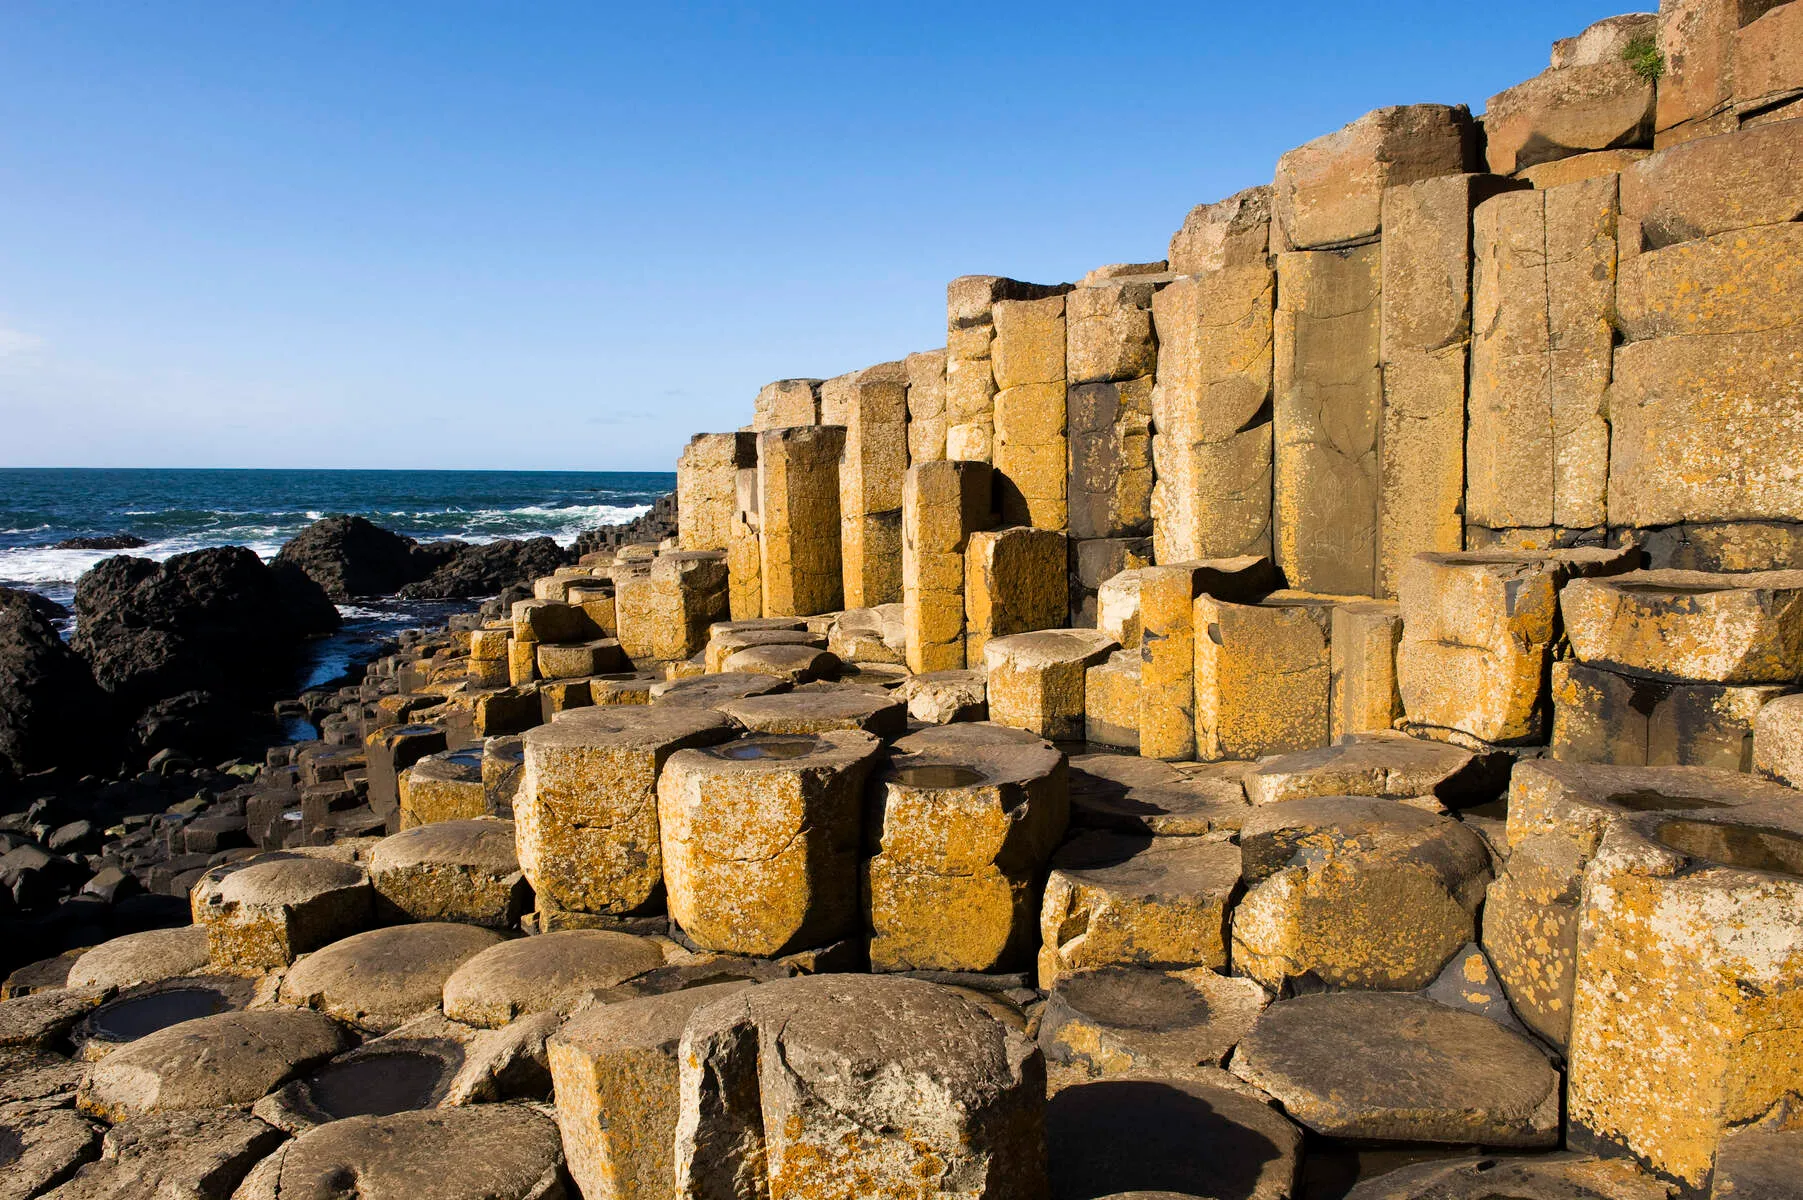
(1623, 35, 1664, 82)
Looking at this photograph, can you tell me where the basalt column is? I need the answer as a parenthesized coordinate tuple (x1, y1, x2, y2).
(675, 432, 756, 554)
(945, 275, 1069, 464)
(821, 362, 908, 609)
(757, 425, 845, 618)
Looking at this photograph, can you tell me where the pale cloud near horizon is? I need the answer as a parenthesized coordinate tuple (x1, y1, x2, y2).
(0, 328, 44, 358)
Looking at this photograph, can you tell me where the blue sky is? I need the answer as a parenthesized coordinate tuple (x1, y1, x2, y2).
(0, 2, 1630, 471)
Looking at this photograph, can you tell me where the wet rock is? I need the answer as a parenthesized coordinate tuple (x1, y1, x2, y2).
(279, 923, 503, 1032)
(233, 1105, 566, 1200)
(77, 1008, 347, 1121)
(1045, 1076, 1301, 1200)
(441, 930, 665, 1028)
(1230, 992, 1560, 1146)
(674, 975, 1047, 1199)
(399, 536, 573, 600)
(72, 975, 256, 1061)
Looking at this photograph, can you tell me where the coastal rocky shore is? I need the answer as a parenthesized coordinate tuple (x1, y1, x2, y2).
(4, 6, 1803, 1200)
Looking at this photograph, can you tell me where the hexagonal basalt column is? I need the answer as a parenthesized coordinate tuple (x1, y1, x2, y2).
(983, 628, 1119, 741)
(864, 723, 1067, 973)
(658, 730, 883, 957)
(517, 707, 736, 918)
(191, 854, 373, 973)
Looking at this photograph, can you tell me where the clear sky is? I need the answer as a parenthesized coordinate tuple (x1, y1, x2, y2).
(0, 1, 1632, 471)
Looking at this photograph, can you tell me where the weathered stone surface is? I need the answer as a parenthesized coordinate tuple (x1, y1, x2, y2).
(1378, 175, 1521, 595)
(1231, 992, 1560, 1146)
(673, 975, 1048, 1199)
(899, 669, 988, 724)
(1168, 186, 1273, 274)
(1045, 1076, 1302, 1200)
(727, 481, 762, 623)
(1067, 376, 1154, 541)
(1096, 568, 1146, 649)
(1066, 278, 1160, 387)
(1067, 754, 1249, 839)
(549, 981, 752, 1200)
(0, 1044, 85, 1105)
(827, 605, 906, 666)
(866, 723, 1067, 973)
(279, 923, 503, 1033)
(753, 378, 821, 430)
(945, 275, 1069, 464)
(993, 294, 1069, 530)
(677, 432, 756, 555)
(77, 1009, 347, 1120)
(1194, 593, 1334, 761)
(1233, 796, 1493, 991)
(67, 927, 210, 993)
(1149, 267, 1276, 563)
(1083, 651, 1141, 750)
(1610, 326, 1803, 528)
(1485, 759, 1792, 1049)
(651, 670, 788, 709)
(967, 527, 1067, 663)
(1070, 537, 1155, 629)
(234, 1105, 566, 1200)
(518, 707, 734, 917)
(1623, 118, 1803, 249)
(397, 747, 487, 828)
(1243, 732, 1502, 808)
(1273, 104, 1478, 250)
(1519, 147, 1653, 190)
(1039, 965, 1269, 1077)
(758, 425, 845, 618)
(1711, 1123, 1803, 1200)
(904, 458, 992, 673)
(1561, 569, 1803, 684)
(1655, 0, 1789, 137)
(713, 688, 906, 736)
(1483, 17, 1657, 174)
(1141, 558, 1277, 762)
(907, 348, 949, 464)
(703, 627, 825, 674)
(1556, 655, 1797, 770)
(660, 730, 881, 956)
(0, 1106, 100, 1200)
(73, 976, 257, 1064)
(1274, 245, 1382, 595)
(442, 930, 664, 1028)
(536, 639, 626, 681)
(1734, 1, 1803, 114)
(1038, 832, 1241, 986)
(821, 363, 908, 609)
(985, 628, 1120, 741)
(0, 987, 109, 1050)
(191, 854, 373, 973)
(1330, 599, 1404, 739)
(513, 599, 594, 646)
(1617, 223, 1803, 343)
(1754, 691, 1803, 786)
(1397, 548, 1636, 744)
(616, 553, 729, 664)
(1567, 796, 1803, 1189)
(45, 1109, 284, 1200)
(1467, 176, 1617, 535)
(1340, 1153, 1669, 1200)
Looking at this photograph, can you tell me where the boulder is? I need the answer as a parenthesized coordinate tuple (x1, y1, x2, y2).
(272, 514, 426, 601)
(659, 731, 882, 957)
(0, 588, 114, 776)
(278, 922, 504, 1033)
(1038, 965, 1269, 1077)
(399, 537, 573, 600)
(1230, 992, 1561, 1146)
(367, 818, 529, 928)
(441, 930, 665, 1027)
(898, 669, 989, 724)
(1232, 796, 1493, 991)
(233, 1105, 567, 1200)
(77, 1009, 348, 1120)
(673, 975, 1048, 1199)
(1482, 15, 1658, 174)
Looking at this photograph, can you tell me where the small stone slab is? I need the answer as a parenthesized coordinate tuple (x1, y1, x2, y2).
(1230, 992, 1561, 1147)
(278, 923, 504, 1033)
(720, 642, 841, 682)
(0, 1045, 86, 1108)
(1039, 965, 1269, 1077)
(704, 627, 827, 673)
(77, 1009, 349, 1121)
(233, 1105, 566, 1200)
(43, 1108, 284, 1200)
(898, 669, 988, 724)
(1243, 733, 1506, 808)
(67, 927, 211, 992)
(649, 671, 790, 708)
(441, 930, 666, 1028)
(714, 689, 907, 737)
(1560, 569, 1803, 684)
(1045, 1075, 1302, 1200)
(367, 818, 528, 929)
(1068, 755, 1249, 838)
(0, 987, 111, 1049)
(0, 1106, 100, 1200)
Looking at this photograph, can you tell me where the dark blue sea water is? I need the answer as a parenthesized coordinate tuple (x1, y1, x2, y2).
(0, 468, 673, 690)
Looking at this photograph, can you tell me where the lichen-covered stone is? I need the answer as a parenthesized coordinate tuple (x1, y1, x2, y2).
(984, 628, 1119, 741)
(1560, 569, 1803, 684)
(278, 923, 503, 1033)
(1038, 965, 1269, 1077)
(442, 930, 665, 1028)
(191, 854, 373, 973)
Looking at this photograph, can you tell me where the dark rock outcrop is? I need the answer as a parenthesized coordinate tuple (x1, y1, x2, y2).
(0, 589, 114, 775)
(71, 548, 338, 759)
(54, 534, 148, 551)
(575, 492, 677, 557)
(273, 516, 426, 601)
(398, 538, 571, 600)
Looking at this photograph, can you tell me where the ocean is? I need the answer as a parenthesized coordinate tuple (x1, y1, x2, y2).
(0, 467, 672, 691)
